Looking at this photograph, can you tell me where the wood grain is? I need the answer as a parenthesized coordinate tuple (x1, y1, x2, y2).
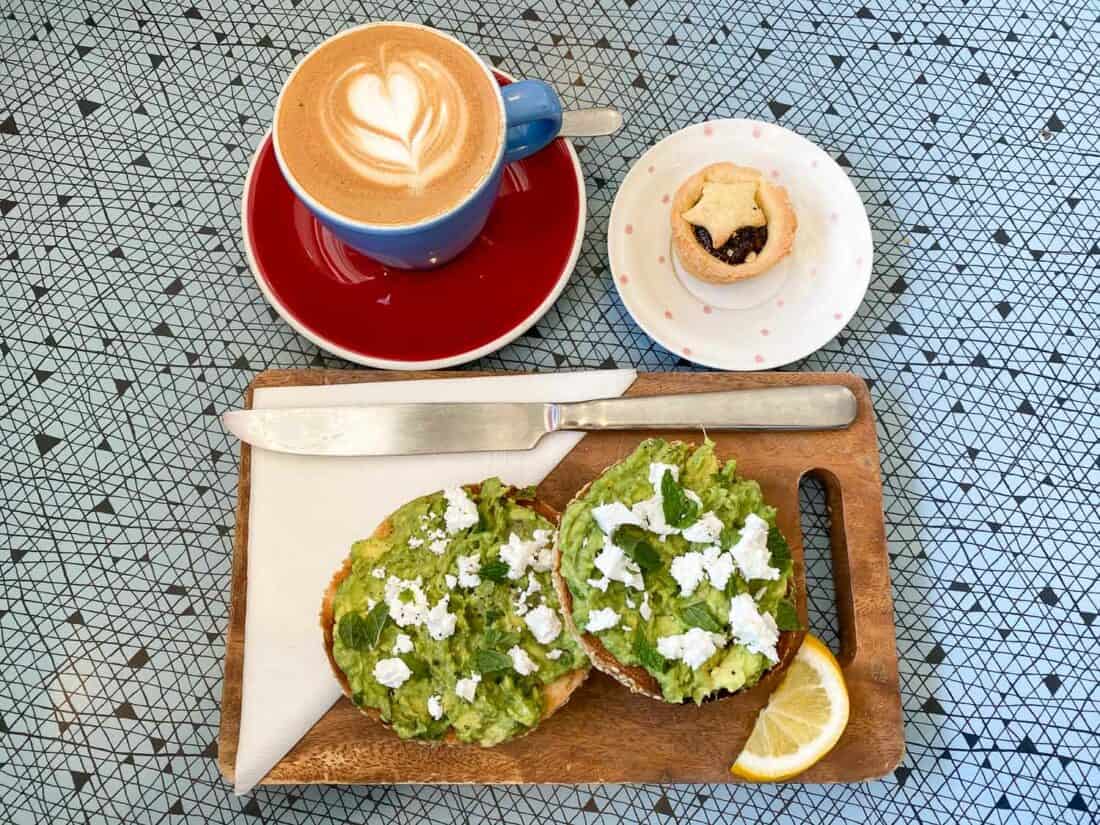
(218, 370, 903, 785)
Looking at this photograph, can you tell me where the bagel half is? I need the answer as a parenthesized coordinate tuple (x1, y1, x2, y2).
(321, 484, 588, 745)
(552, 443, 803, 703)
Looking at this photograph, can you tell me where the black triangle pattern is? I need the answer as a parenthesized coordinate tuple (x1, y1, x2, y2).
(0, 0, 1097, 823)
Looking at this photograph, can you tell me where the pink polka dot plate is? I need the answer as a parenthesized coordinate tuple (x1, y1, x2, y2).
(608, 119, 873, 370)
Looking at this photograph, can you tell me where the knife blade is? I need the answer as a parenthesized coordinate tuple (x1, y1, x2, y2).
(222, 385, 858, 457)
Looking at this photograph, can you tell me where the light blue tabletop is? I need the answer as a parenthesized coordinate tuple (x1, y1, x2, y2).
(0, 0, 1096, 822)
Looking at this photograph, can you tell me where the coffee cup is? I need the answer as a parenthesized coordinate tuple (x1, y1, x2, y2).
(272, 22, 564, 269)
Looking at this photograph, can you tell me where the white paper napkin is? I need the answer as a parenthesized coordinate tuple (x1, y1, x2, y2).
(234, 369, 637, 793)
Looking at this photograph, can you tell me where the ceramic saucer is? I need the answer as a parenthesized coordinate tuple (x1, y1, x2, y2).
(608, 119, 872, 370)
(242, 77, 585, 370)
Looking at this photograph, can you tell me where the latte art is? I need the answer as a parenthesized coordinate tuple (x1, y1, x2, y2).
(275, 24, 504, 226)
(324, 50, 469, 189)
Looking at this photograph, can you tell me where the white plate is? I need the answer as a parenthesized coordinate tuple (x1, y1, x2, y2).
(608, 119, 873, 370)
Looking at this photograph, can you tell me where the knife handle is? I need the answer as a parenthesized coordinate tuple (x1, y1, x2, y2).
(552, 386, 858, 431)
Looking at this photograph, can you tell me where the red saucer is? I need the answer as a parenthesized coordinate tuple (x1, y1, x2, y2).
(243, 83, 584, 369)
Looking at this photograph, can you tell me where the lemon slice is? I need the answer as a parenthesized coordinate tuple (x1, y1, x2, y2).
(731, 633, 850, 781)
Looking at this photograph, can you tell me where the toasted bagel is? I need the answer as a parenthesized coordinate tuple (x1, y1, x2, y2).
(321, 484, 588, 745)
(552, 450, 803, 703)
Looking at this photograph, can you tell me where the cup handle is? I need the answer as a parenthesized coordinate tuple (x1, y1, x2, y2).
(500, 80, 563, 164)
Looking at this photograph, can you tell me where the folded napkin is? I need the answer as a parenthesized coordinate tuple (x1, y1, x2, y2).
(234, 369, 638, 793)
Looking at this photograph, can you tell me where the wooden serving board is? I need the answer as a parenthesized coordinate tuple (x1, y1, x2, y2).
(219, 370, 902, 784)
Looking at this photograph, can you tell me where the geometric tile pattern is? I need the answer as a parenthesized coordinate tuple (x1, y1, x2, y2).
(1, 0, 1097, 822)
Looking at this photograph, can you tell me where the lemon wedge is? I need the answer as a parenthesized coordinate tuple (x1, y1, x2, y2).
(731, 633, 850, 781)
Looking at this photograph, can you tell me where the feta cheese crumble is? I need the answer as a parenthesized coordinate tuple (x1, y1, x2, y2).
(407, 536, 424, 548)
(383, 576, 429, 627)
(586, 607, 620, 632)
(373, 657, 412, 688)
(648, 462, 680, 487)
(656, 628, 726, 670)
(427, 694, 444, 720)
(546, 649, 563, 660)
(629, 462, 709, 537)
(727, 593, 780, 662)
(456, 554, 481, 588)
(499, 530, 553, 580)
(631, 494, 679, 536)
(669, 551, 706, 596)
(426, 527, 449, 556)
(426, 595, 457, 640)
(512, 575, 541, 616)
(639, 591, 652, 620)
(443, 486, 479, 534)
(701, 545, 736, 591)
(444, 573, 458, 589)
(670, 545, 736, 596)
(524, 604, 562, 644)
(455, 673, 481, 702)
(730, 513, 780, 582)
(508, 645, 539, 675)
(586, 576, 610, 592)
(392, 633, 413, 654)
(593, 534, 645, 590)
(590, 501, 642, 534)
(682, 512, 723, 544)
(370, 567, 387, 579)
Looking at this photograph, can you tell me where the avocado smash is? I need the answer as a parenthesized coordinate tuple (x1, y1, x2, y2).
(559, 439, 797, 703)
(330, 479, 586, 746)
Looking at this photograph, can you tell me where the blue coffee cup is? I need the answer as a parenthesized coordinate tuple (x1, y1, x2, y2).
(272, 24, 563, 270)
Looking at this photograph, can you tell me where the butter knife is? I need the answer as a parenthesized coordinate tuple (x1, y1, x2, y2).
(222, 385, 857, 457)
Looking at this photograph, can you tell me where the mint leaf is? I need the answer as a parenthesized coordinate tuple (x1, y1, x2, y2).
(612, 524, 661, 572)
(363, 601, 389, 646)
(661, 470, 699, 528)
(338, 602, 388, 650)
(681, 602, 723, 633)
(479, 560, 510, 582)
(337, 613, 369, 649)
(632, 626, 666, 671)
(767, 527, 791, 568)
(401, 654, 430, 678)
(719, 525, 738, 550)
(483, 627, 520, 650)
(775, 599, 801, 631)
(475, 648, 513, 673)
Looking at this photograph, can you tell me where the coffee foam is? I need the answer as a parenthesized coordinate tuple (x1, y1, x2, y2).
(324, 47, 469, 190)
(276, 25, 503, 226)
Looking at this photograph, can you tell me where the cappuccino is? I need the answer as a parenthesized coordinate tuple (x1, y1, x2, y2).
(275, 24, 504, 226)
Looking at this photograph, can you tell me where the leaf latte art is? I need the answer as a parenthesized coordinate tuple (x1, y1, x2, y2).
(322, 49, 470, 190)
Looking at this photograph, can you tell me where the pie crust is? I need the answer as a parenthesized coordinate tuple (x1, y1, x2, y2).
(671, 163, 797, 283)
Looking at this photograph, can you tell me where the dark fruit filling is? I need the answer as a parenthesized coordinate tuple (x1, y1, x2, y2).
(693, 225, 768, 265)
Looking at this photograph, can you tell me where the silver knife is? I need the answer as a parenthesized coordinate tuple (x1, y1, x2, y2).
(222, 386, 857, 457)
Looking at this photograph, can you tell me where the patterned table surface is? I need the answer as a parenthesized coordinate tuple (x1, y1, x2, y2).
(2, 0, 1097, 823)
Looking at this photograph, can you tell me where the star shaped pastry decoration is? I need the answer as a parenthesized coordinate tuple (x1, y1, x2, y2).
(681, 181, 765, 247)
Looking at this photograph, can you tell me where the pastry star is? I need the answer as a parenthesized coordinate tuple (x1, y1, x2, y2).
(681, 181, 765, 247)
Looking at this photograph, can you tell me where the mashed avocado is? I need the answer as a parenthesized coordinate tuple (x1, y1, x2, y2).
(559, 439, 796, 703)
(330, 478, 585, 745)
